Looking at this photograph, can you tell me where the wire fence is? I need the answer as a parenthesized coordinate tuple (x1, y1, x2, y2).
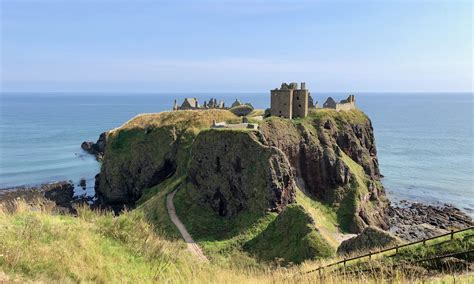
(304, 226, 474, 275)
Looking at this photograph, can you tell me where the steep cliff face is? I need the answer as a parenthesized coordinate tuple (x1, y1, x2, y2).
(186, 129, 296, 217)
(95, 110, 238, 206)
(258, 109, 388, 233)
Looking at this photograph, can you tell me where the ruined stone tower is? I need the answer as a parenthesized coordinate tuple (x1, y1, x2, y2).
(270, 82, 309, 119)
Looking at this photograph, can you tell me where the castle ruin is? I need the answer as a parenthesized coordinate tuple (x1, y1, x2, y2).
(322, 95, 356, 111)
(270, 82, 357, 119)
(173, 97, 226, 111)
(270, 82, 309, 119)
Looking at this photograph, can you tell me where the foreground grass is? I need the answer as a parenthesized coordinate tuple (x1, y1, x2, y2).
(1, 201, 472, 283)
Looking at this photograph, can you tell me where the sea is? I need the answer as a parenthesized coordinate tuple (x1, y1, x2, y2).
(0, 93, 473, 215)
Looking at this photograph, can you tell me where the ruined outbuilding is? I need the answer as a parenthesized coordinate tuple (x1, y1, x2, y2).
(323, 95, 356, 111)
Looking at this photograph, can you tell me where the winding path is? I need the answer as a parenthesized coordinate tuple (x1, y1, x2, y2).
(166, 189, 209, 262)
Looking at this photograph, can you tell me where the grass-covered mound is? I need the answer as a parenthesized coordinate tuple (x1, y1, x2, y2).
(244, 205, 335, 265)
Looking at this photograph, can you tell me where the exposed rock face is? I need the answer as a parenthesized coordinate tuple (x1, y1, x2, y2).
(81, 132, 107, 160)
(337, 226, 403, 255)
(258, 111, 388, 233)
(187, 130, 296, 217)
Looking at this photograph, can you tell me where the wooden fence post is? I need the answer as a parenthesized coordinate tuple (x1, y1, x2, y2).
(395, 245, 399, 255)
(451, 230, 454, 240)
(369, 251, 372, 260)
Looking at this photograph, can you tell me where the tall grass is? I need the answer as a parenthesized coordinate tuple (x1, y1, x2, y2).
(1, 200, 472, 283)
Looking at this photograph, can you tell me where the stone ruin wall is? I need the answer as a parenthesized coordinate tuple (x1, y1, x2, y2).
(335, 101, 356, 111)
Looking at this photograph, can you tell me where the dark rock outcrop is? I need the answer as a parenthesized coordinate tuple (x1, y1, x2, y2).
(337, 226, 403, 255)
(81, 132, 107, 160)
(187, 130, 296, 217)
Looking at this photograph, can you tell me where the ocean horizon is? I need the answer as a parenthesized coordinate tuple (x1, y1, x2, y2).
(1, 92, 473, 215)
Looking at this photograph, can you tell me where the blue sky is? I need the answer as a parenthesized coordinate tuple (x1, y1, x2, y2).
(0, 0, 472, 93)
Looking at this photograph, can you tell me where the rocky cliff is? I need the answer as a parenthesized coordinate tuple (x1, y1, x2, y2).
(258, 110, 388, 233)
(94, 108, 388, 233)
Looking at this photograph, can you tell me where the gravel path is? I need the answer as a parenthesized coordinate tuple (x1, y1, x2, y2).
(166, 189, 209, 263)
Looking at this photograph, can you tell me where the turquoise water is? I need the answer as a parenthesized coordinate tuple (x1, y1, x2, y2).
(0, 93, 472, 213)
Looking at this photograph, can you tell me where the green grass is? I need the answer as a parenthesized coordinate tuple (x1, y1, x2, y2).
(1, 201, 471, 283)
(307, 108, 369, 127)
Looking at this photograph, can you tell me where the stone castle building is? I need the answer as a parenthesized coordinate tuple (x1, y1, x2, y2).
(270, 82, 309, 119)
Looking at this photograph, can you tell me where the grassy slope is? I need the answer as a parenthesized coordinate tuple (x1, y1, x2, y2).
(0, 203, 192, 282)
(295, 190, 340, 248)
(336, 152, 371, 232)
(244, 205, 335, 265)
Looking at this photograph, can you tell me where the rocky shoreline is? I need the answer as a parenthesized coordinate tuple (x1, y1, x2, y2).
(387, 201, 473, 242)
(0, 181, 92, 214)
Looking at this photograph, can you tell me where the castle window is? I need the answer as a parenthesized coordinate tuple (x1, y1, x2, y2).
(296, 96, 299, 100)
(299, 104, 301, 108)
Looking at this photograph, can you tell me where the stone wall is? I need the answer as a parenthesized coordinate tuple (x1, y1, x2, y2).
(335, 101, 356, 111)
